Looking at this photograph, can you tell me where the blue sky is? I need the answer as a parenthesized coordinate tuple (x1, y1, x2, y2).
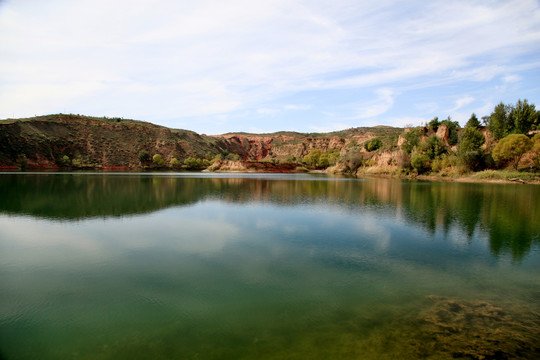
(1, 0, 539, 135)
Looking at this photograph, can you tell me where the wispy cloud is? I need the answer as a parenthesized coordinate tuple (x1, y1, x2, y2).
(0, 0, 539, 132)
(351, 89, 394, 119)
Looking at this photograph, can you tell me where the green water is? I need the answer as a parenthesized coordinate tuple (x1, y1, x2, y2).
(0, 173, 539, 359)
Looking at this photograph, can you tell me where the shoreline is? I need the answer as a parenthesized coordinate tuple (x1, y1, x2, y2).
(1, 167, 539, 185)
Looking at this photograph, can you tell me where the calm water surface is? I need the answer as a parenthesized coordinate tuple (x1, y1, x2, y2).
(0, 173, 539, 359)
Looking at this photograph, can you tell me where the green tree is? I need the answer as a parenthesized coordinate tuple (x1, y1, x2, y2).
(428, 117, 440, 131)
(317, 153, 330, 168)
(138, 150, 151, 163)
(419, 135, 447, 160)
(511, 99, 537, 134)
(492, 134, 533, 170)
(458, 127, 485, 171)
(465, 113, 480, 129)
(401, 128, 421, 153)
(302, 149, 322, 167)
(328, 151, 340, 165)
(364, 138, 383, 152)
(184, 157, 210, 170)
(488, 102, 513, 139)
(411, 154, 430, 174)
(152, 154, 165, 167)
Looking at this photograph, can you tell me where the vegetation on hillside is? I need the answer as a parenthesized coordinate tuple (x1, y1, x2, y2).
(1, 99, 539, 180)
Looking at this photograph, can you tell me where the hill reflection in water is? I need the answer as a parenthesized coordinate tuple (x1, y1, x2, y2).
(0, 172, 538, 260)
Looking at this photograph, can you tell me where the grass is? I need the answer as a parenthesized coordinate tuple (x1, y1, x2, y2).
(471, 169, 540, 182)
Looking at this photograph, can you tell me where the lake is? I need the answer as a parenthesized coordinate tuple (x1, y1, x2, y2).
(0, 172, 539, 359)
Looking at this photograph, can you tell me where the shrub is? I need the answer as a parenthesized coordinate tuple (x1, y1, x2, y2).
(428, 117, 440, 132)
(411, 154, 430, 174)
(401, 128, 421, 153)
(184, 157, 211, 170)
(138, 150, 151, 163)
(170, 157, 181, 168)
(364, 138, 383, 152)
(152, 154, 165, 167)
(58, 155, 71, 167)
(492, 134, 533, 170)
(419, 135, 447, 160)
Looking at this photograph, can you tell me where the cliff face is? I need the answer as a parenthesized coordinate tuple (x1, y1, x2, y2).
(0, 114, 405, 170)
(217, 131, 388, 161)
(0, 115, 232, 169)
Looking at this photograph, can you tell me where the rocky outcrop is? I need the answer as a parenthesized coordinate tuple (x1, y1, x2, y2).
(0, 114, 403, 171)
(435, 125, 450, 146)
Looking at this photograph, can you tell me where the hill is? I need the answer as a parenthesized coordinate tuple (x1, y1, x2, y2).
(0, 114, 402, 170)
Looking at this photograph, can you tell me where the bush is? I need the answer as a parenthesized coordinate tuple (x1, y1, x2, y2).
(138, 150, 151, 163)
(58, 155, 71, 167)
(492, 134, 533, 170)
(170, 157, 181, 168)
(411, 154, 430, 174)
(428, 117, 440, 132)
(184, 157, 211, 170)
(152, 154, 165, 167)
(401, 128, 421, 153)
(364, 138, 383, 152)
(419, 135, 447, 160)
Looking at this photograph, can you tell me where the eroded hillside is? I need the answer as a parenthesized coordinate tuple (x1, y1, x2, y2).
(0, 114, 402, 170)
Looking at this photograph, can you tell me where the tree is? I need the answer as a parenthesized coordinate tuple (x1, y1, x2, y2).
(411, 154, 430, 174)
(488, 102, 513, 139)
(401, 128, 421, 153)
(184, 157, 211, 170)
(465, 113, 480, 129)
(458, 127, 485, 171)
(511, 99, 538, 134)
(364, 138, 383, 152)
(152, 154, 165, 167)
(492, 134, 533, 170)
(317, 153, 330, 168)
(428, 117, 440, 132)
(138, 150, 151, 163)
(302, 149, 322, 167)
(419, 135, 446, 160)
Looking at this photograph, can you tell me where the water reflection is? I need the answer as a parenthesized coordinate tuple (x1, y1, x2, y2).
(0, 173, 538, 260)
(1, 173, 539, 359)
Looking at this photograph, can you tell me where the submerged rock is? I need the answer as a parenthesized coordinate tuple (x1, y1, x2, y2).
(413, 296, 540, 359)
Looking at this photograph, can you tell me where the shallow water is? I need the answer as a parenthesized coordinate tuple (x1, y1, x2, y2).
(0, 173, 539, 359)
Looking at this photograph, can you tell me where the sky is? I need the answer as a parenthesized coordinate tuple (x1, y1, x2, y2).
(1, 0, 540, 135)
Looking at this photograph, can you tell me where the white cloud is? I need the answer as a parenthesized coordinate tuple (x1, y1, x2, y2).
(0, 0, 539, 131)
(502, 74, 522, 83)
(351, 89, 394, 119)
(453, 96, 475, 111)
